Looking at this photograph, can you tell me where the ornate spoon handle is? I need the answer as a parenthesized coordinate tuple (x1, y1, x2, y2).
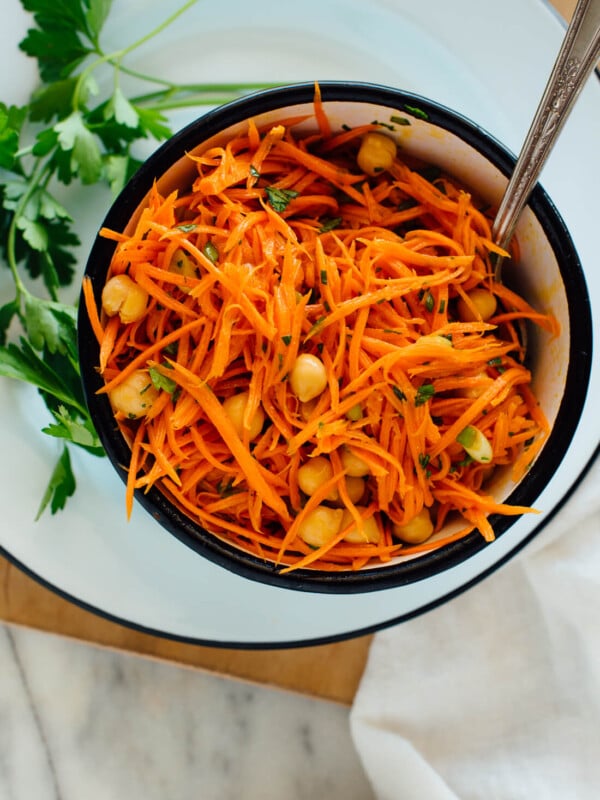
(492, 0, 600, 252)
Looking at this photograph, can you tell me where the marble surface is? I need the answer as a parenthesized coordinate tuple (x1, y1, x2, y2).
(0, 623, 375, 800)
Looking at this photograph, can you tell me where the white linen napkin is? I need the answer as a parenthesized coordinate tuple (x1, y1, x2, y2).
(350, 456, 600, 800)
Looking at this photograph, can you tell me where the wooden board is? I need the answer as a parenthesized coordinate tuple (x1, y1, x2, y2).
(0, 0, 577, 706)
(0, 556, 372, 704)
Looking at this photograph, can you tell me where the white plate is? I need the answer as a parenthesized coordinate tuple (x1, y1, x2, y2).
(1, 0, 598, 647)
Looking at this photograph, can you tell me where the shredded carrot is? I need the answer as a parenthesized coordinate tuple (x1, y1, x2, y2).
(85, 87, 559, 573)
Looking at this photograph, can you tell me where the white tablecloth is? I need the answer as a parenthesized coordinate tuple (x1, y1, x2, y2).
(351, 456, 600, 799)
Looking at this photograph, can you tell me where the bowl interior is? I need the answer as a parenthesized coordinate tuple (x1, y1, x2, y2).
(79, 83, 592, 592)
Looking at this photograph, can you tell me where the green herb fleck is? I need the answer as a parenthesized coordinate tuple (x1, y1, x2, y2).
(281, 334, 292, 346)
(371, 119, 395, 131)
(392, 386, 407, 402)
(265, 186, 299, 212)
(308, 317, 326, 338)
(415, 383, 435, 406)
(318, 216, 342, 233)
(149, 366, 177, 395)
(163, 342, 178, 357)
(390, 115, 411, 126)
(404, 105, 429, 120)
(320, 269, 328, 285)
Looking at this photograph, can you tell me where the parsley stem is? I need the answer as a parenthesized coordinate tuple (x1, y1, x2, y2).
(6, 159, 48, 299)
(72, 0, 202, 111)
(127, 80, 279, 100)
(114, 0, 201, 62)
(137, 95, 260, 111)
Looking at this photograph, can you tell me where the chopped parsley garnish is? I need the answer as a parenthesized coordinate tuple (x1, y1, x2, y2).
(392, 386, 407, 402)
(390, 115, 411, 126)
(264, 186, 299, 212)
(149, 366, 177, 395)
(404, 104, 429, 120)
(415, 383, 435, 406)
(307, 316, 326, 338)
(318, 216, 342, 233)
(371, 119, 395, 131)
(423, 290, 435, 313)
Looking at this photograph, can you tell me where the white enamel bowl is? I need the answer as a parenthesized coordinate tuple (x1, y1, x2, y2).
(78, 82, 592, 593)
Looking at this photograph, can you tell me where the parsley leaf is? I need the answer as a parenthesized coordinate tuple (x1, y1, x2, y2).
(104, 87, 139, 129)
(19, 0, 103, 82)
(23, 295, 77, 354)
(54, 111, 103, 184)
(318, 216, 342, 233)
(42, 404, 102, 454)
(149, 365, 177, 395)
(0, 337, 81, 409)
(35, 445, 76, 519)
(265, 186, 299, 212)
(0, 103, 26, 168)
(1, 0, 269, 516)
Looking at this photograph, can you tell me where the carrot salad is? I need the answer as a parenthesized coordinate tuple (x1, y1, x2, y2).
(83, 91, 559, 572)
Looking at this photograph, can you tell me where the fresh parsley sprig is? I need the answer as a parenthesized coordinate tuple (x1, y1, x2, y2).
(0, 0, 269, 516)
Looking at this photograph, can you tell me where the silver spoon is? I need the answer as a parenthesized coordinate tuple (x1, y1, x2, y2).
(492, 0, 600, 259)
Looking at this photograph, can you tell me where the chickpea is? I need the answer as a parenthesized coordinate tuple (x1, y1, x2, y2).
(289, 353, 328, 403)
(357, 132, 397, 176)
(297, 456, 338, 501)
(340, 508, 381, 544)
(169, 247, 199, 291)
(329, 475, 366, 507)
(392, 508, 434, 544)
(299, 397, 319, 421)
(102, 274, 148, 324)
(458, 372, 494, 399)
(343, 476, 366, 504)
(297, 505, 344, 548)
(222, 391, 265, 441)
(109, 369, 159, 419)
(414, 334, 453, 349)
(457, 288, 497, 322)
(340, 447, 370, 477)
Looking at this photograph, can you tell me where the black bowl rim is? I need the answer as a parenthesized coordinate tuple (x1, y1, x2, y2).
(78, 81, 593, 594)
